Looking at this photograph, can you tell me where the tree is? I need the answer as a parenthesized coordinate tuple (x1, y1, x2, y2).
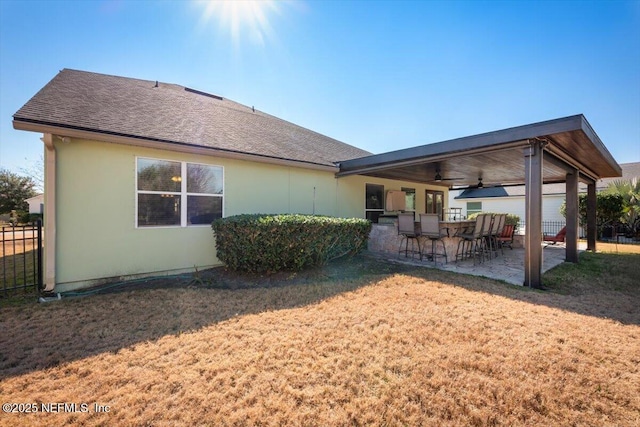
(0, 169, 37, 214)
(560, 192, 624, 238)
(603, 178, 640, 238)
(19, 155, 44, 193)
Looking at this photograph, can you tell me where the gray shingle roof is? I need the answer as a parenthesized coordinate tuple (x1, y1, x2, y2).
(13, 69, 371, 167)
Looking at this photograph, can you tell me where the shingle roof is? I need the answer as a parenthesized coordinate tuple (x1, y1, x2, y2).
(455, 187, 509, 199)
(13, 69, 371, 167)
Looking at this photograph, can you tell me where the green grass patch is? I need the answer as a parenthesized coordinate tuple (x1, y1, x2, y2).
(1, 249, 38, 285)
(543, 251, 640, 294)
(0, 248, 40, 306)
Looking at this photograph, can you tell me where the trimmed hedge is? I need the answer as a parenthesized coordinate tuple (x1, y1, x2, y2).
(212, 214, 372, 272)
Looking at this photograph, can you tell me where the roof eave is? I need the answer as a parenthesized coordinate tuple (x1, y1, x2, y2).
(13, 118, 340, 173)
(337, 115, 621, 180)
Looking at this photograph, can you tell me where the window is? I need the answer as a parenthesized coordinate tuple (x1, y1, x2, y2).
(425, 190, 444, 220)
(467, 201, 482, 217)
(136, 158, 223, 227)
(365, 184, 384, 223)
(402, 187, 416, 212)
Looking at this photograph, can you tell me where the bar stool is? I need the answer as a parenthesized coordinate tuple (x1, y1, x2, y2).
(397, 213, 421, 259)
(489, 214, 506, 257)
(455, 214, 486, 265)
(479, 213, 494, 263)
(419, 213, 448, 265)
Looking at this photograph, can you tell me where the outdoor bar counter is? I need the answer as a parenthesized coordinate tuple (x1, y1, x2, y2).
(368, 217, 476, 261)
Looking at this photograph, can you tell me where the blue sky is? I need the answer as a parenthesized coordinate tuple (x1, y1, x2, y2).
(1, 0, 639, 176)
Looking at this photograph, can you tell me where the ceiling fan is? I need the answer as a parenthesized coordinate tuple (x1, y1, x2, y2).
(434, 169, 464, 183)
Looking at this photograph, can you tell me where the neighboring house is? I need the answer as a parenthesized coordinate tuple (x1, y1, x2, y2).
(13, 69, 447, 292)
(449, 162, 640, 225)
(25, 194, 44, 214)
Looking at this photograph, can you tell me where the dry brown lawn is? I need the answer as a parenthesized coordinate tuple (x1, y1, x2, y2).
(0, 240, 36, 257)
(0, 252, 638, 426)
(587, 240, 640, 254)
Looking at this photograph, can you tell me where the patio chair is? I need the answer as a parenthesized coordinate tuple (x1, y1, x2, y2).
(419, 213, 448, 265)
(398, 212, 421, 259)
(496, 223, 515, 251)
(543, 226, 567, 245)
(488, 214, 506, 257)
(455, 214, 487, 265)
(479, 213, 494, 263)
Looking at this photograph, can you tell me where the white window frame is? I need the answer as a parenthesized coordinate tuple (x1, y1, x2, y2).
(401, 187, 416, 212)
(466, 201, 482, 217)
(135, 157, 224, 228)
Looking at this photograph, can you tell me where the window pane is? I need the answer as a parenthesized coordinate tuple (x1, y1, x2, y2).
(426, 192, 434, 213)
(187, 164, 223, 194)
(436, 192, 443, 219)
(188, 195, 223, 225)
(402, 187, 416, 211)
(138, 194, 181, 226)
(467, 202, 482, 211)
(138, 158, 181, 192)
(467, 201, 482, 216)
(366, 184, 384, 210)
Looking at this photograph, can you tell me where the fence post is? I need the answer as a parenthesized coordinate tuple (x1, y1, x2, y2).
(37, 219, 43, 294)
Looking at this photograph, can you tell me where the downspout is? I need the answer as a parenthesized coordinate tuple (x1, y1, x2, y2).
(41, 133, 56, 292)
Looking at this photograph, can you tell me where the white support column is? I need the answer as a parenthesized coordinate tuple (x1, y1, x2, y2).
(524, 140, 544, 288)
(42, 133, 56, 292)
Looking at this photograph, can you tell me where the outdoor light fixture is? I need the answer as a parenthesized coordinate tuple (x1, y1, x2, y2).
(171, 176, 182, 182)
(434, 168, 463, 182)
(477, 177, 484, 188)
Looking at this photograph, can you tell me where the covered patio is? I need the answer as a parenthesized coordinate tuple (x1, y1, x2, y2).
(367, 243, 583, 287)
(338, 115, 622, 288)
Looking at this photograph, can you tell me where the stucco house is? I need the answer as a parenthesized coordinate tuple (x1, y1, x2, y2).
(25, 194, 44, 214)
(13, 69, 449, 292)
(449, 162, 639, 227)
(13, 69, 620, 291)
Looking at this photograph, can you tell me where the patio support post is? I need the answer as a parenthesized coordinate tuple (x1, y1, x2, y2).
(586, 183, 597, 251)
(524, 139, 544, 288)
(565, 170, 579, 262)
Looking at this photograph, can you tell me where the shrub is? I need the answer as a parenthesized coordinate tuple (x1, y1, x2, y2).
(560, 193, 625, 238)
(212, 214, 372, 273)
(19, 212, 42, 224)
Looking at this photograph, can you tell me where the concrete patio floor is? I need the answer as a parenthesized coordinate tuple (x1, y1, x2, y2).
(371, 242, 587, 286)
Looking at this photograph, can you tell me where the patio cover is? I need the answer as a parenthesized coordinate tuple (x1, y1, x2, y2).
(337, 114, 622, 288)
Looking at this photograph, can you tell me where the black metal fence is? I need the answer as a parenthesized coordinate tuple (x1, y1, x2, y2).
(518, 220, 639, 244)
(1, 220, 43, 297)
(518, 221, 568, 237)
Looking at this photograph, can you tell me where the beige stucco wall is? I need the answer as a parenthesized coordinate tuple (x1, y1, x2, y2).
(53, 137, 448, 291)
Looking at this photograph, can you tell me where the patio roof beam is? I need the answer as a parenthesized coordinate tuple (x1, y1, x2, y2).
(336, 140, 529, 178)
(542, 149, 579, 175)
(578, 173, 596, 186)
(544, 143, 600, 183)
